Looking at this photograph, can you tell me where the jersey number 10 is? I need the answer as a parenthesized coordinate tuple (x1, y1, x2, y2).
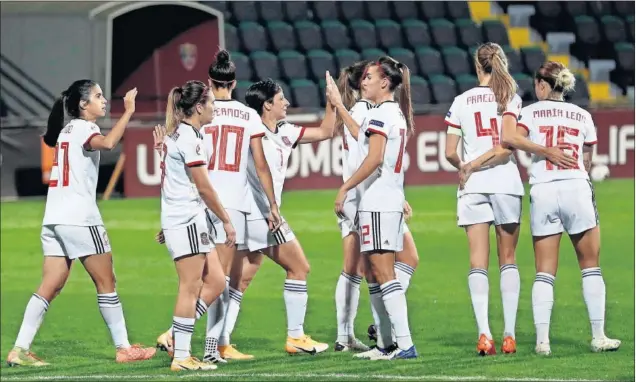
(49, 142, 70, 187)
(205, 125, 245, 172)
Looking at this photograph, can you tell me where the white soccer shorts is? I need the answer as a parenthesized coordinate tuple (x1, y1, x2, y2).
(42, 224, 112, 260)
(358, 211, 405, 253)
(530, 179, 599, 237)
(206, 208, 247, 246)
(338, 195, 359, 238)
(244, 216, 296, 252)
(457, 193, 522, 227)
(164, 211, 212, 260)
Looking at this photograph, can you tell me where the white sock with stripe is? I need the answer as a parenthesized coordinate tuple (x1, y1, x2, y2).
(582, 267, 606, 340)
(368, 282, 392, 349)
(532, 272, 555, 345)
(172, 316, 195, 361)
(468, 268, 492, 339)
(381, 279, 413, 350)
(394, 262, 415, 291)
(500, 264, 520, 338)
(207, 277, 230, 345)
(335, 271, 362, 343)
(97, 292, 131, 349)
(219, 287, 242, 346)
(15, 294, 49, 350)
(284, 279, 307, 338)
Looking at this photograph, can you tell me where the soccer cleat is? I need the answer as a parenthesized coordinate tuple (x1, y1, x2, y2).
(335, 338, 370, 352)
(476, 334, 496, 356)
(501, 336, 517, 354)
(115, 344, 156, 363)
(6, 347, 49, 367)
(285, 335, 329, 355)
(591, 337, 621, 353)
(219, 344, 254, 360)
(381, 345, 418, 360)
(156, 330, 174, 358)
(535, 343, 551, 355)
(367, 324, 377, 342)
(353, 345, 383, 359)
(203, 337, 227, 364)
(170, 356, 218, 371)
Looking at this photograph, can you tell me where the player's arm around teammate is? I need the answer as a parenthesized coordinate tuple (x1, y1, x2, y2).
(517, 62, 619, 355)
(7, 82, 157, 367)
(335, 57, 417, 360)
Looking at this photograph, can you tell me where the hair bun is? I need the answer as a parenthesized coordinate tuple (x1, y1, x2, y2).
(215, 50, 231, 65)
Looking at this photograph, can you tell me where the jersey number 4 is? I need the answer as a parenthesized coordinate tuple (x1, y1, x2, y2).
(540, 125, 580, 170)
(205, 125, 245, 172)
(49, 142, 70, 187)
(474, 112, 500, 147)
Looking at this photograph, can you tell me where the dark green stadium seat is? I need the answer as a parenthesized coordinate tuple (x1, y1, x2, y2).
(520, 46, 546, 74)
(481, 20, 509, 46)
(294, 21, 323, 52)
(503, 46, 523, 75)
(234, 81, 253, 104)
(442, 46, 471, 77)
(335, 49, 362, 72)
(367, 2, 391, 20)
(267, 21, 297, 52)
(614, 2, 635, 18)
(429, 18, 458, 48)
(230, 51, 252, 81)
(350, 19, 377, 50)
(446, 2, 470, 20)
(455, 74, 478, 94)
(601, 16, 627, 44)
(376, 20, 403, 51)
(312, 1, 339, 21)
(610, 43, 635, 91)
(564, 1, 589, 18)
(307, 49, 337, 81)
(419, 2, 446, 20)
(628, 15, 634, 42)
(225, 24, 240, 52)
(571, 15, 601, 61)
(393, 2, 419, 21)
(239, 22, 267, 53)
(410, 75, 432, 105)
(589, 1, 613, 18)
(456, 19, 483, 49)
(321, 20, 351, 51)
(403, 19, 431, 49)
(290, 79, 320, 108)
(388, 48, 418, 76)
(231, 1, 258, 22)
(513, 73, 534, 101)
(284, 2, 310, 21)
(279, 50, 308, 81)
(340, 1, 365, 21)
(361, 48, 386, 61)
(415, 47, 444, 78)
(429, 75, 457, 104)
(565, 74, 590, 108)
(250, 51, 280, 80)
(258, 1, 284, 22)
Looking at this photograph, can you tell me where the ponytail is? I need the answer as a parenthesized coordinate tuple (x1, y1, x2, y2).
(43, 95, 66, 147)
(489, 53, 517, 115)
(165, 87, 183, 134)
(397, 64, 414, 136)
(335, 68, 357, 136)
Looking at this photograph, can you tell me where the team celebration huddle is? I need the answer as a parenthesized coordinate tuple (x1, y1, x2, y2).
(6, 42, 621, 371)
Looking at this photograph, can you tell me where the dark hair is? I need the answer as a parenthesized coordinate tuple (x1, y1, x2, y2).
(475, 42, 517, 115)
(535, 61, 576, 94)
(367, 56, 414, 135)
(208, 50, 236, 89)
(165, 80, 210, 133)
(334, 60, 372, 136)
(244, 78, 281, 116)
(43, 79, 97, 147)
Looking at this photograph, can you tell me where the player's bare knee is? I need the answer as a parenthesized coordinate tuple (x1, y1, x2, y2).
(498, 248, 516, 265)
(179, 277, 203, 297)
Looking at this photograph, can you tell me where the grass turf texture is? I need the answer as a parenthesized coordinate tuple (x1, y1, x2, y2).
(1, 180, 634, 381)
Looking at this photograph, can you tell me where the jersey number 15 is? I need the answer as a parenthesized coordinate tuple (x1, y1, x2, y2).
(540, 125, 580, 170)
(205, 125, 245, 172)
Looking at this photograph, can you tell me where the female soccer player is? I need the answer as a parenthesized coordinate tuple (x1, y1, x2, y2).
(202, 76, 338, 361)
(476, 62, 619, 355)
(6, 81, 156, 366)
(159, 80, 236, 371)
(334, 56, 417, 360)
(329, 62, 419, 354)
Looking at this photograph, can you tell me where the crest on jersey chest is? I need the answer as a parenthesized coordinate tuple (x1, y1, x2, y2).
(179, 43, 197, 71)
(281, 136, 292, 146)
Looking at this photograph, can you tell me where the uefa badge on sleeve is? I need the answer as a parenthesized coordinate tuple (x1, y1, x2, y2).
(179, 43, 197, 71)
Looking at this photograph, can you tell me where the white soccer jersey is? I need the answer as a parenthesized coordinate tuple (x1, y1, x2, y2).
(357, 101, 406, 213)
(518, 100, 598, 185)
(247, 121, 306, 220)
(445, 86, 524, 196)
(42, 119, 104, 226)
(342, 99, 373, 182)
(201, 100, 267, 212)
(160, 122, 208, 229)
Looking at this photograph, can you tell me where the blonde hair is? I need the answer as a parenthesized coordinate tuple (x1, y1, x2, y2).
(164, 80, 209, 133)
(535, 61, 576, 94)
(475, 42, 517, 115)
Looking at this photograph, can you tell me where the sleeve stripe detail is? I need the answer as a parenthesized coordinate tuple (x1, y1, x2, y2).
(251, 132, 265, 139)
(444, 120, 461, 129)
(367, 128, 388, 138)
(502, 112, 518, 120)
(584, 140, 598, 146)
(292, 127, 306, 148)
(83, 133, 102, 151)
(517, 123, 529, 132)
(186, 161, 206, 167)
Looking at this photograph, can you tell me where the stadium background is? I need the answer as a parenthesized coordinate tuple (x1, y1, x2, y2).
(0, 1, 634, 381)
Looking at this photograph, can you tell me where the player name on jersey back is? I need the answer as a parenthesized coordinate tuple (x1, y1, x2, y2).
(42, 119, 104, 226)
(519, 100, 597, 185)
(445, 87, 524, 196)
(201, 100, 266, 213)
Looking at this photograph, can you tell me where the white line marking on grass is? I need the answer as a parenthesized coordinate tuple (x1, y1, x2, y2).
(0, 373, 616, 381)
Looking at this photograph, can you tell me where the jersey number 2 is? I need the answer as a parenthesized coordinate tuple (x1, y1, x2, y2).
(205, 125, 245, 172)
(474, 112, 500, 147)
(539, 125, 580, 170)
(49, 142, 69, 187)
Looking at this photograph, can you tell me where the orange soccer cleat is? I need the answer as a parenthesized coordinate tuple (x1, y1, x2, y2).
(476, 334, 496, 356)
(116, 344, 156, 363)
(501, 336, 517, 354)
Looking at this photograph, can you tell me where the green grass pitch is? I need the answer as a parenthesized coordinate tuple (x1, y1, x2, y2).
(1, 181, 634, 381)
